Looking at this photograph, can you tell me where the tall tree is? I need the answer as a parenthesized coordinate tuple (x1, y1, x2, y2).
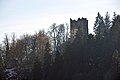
(3, 34, 10, 67)
(111, 15, 120, 50)
(104, 12, 111, 37)
(94, 12, 105, 40)
(43, 41, 51, 80)
(9, 33, 16, 60)
(48, 23, 67, 61)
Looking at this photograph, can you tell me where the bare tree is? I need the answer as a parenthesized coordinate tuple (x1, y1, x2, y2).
(3, 34, 10, 67)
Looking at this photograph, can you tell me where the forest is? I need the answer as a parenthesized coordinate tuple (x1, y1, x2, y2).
(0, 12, 120, 80)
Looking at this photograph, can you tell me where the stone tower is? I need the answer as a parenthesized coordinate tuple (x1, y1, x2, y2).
(70, 18, 88, 42)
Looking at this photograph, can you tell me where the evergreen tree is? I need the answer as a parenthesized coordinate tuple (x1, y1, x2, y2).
(94, 12, 105, 40)
(111, 15, 120, 50)
(104, 12, 111, 37)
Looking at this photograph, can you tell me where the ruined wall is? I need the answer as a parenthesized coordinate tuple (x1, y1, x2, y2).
(70, 18, 88, 42)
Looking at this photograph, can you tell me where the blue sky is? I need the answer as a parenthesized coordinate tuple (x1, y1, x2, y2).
(0, 0, 120, 43)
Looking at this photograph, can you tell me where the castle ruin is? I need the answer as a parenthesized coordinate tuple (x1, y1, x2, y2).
(70, 18, 88, 42)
